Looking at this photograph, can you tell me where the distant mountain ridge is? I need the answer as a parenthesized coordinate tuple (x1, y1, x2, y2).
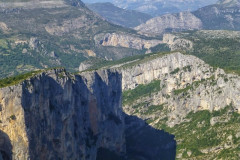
(217, 0, 240, 6)
(83, 0, 218, 16)
(86, 2, 152, 28)
(135, 0, 240, 36)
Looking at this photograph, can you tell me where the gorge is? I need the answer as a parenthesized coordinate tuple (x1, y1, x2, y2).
(0, 68, 176, 160)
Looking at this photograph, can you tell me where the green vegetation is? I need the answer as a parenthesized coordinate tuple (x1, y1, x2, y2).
(0, 70, 42, 88)
(191, 38, 240, 74)
(173, 79, 206, 96)
(87, 51, 173, 72)
(170, 68, 180, 75)
(150, 44, 170, 53)
(0, 3, 158, 79)
(173, 85, 192, 95)
(148, 105, 240, 159)
(10, 115, 16, 120)
(183, 65, 191, 72)
(123, 80, 161, 105)
(142, 104, 164, 115)
(178, 31, 240, 75)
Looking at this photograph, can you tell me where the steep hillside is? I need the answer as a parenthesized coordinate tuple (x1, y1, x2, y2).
(135, 0, 240, 36)
(0, 0, 162, 79)
(193, 0, 240, 30)
(98, 52, 240, 159)
(0, 68, 176, 159)
(86, 2, 152, 28)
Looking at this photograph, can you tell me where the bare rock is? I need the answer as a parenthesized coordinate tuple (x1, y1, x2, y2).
(135, 12, 202, 36)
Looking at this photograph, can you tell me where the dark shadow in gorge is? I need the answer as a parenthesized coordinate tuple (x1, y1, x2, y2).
(0, 130, 12, 160)
(20, 70, 175, 160)
(96, 113, 176, 160)
(21, 71, 125, 160)
(124, 114, 176, 160)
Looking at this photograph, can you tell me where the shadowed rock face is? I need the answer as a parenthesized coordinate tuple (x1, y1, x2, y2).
(125, 115, 176, 160)
(0, 130, 12, 160)
(0, 69, 125, 159)
(0, 69, 176, 160)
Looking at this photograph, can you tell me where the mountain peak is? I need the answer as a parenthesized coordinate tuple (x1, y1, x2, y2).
(217, 0, 240, 7)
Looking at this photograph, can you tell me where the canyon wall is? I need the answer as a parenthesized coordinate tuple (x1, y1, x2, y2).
(0, 69, 125, 160)
(117, 52, 240, 126)
(0, 68, 176, 160)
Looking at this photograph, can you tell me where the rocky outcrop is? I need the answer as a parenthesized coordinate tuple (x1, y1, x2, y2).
(79, 62, 92, 72)
(135, 12, 202, 36)
(0, 69, 125, 159)
(113, 52, 240, 126)
(162, 34, 193, 51)
(95, 32, 162, 51)
(0, 68, 176, 160)
(0, 22, 9, 32)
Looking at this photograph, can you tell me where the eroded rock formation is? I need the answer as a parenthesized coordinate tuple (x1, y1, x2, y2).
(113, 52, 240, 126)
(95, 32, 162, 51)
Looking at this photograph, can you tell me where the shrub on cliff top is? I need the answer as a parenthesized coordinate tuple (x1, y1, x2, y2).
(0, 70, 41, 88)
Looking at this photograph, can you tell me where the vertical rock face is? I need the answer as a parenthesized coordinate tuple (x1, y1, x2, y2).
(0, 69, 125, 160)
(0, 68, 176, 160)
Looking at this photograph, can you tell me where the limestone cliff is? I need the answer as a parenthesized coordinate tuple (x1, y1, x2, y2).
(95, 32, 162, 51)
(162, 34, 193, 51)
(135, 12, 202, 36)
(90, 51, 240, 159)
(0, 68, 125, 159)
(111, 52, 240, 126)
(0, 68, 176, 160)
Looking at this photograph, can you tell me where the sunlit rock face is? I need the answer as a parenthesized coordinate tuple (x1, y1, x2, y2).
(112, 52, 240, 126)
(135, 12, 203, 36)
